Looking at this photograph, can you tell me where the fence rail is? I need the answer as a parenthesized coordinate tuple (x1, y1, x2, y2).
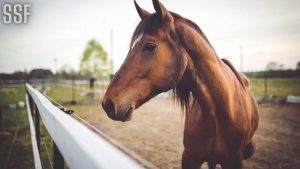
(0, 79, 110, 85)
(25, 83, 143, 169)
(25, 94, 42, 169)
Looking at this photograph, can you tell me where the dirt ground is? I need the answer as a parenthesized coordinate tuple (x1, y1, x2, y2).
(69, 98, 300, 169)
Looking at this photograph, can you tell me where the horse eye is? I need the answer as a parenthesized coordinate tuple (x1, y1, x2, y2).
(143, 43, 156, 52)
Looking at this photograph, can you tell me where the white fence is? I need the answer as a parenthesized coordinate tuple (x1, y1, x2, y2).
(287, 95, 300, 104)
(26, 94, 42, 169)
(26, 83, 144, 169)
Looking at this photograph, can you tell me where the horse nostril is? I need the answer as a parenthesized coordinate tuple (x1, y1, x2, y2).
(102, 99, 115, 118)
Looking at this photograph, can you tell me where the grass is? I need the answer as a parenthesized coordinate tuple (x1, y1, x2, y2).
(0, 108, 34, 169)
(1, 78, 298, 108)
(0, 84, 26, 106)
(45, 85, 89, 103)
(250, 78, 300, 97)
(0, 83, 93, 107)
(0, 83, 99, 169)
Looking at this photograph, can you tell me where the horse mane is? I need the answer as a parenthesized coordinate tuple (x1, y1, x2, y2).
(170, 12, 216, 54)
(131, 12, 215, 52)
(131, 12, 244, 110)
(221, 58, 245, 88)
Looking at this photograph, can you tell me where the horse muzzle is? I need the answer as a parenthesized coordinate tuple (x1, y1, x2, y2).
(102, 99, 134, 122)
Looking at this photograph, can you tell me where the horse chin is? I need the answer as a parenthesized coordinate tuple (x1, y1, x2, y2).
(120, 107, 134, 122)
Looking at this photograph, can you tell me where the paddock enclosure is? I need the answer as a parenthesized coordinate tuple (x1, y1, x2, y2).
(68, 97, 300, 169)
(0, 80, 299, 169)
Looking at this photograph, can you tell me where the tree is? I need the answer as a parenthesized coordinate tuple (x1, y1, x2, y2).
(279, 64, 284, 70)
(28, 69, 53, 79)
(296, 61, 300, 70)
(80, 40, 110, 79)
(266, 62, 279, 71)
(57, 64, 76, 79)
(59, 64, 75, 74)
(0, 71, 28, 80)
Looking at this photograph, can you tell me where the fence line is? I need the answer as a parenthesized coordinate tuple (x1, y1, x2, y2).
(72, 113, 159, 169)
(0, 79, 110, 85)
(26, 83, 143, 169)
(25, 94, 42, 169)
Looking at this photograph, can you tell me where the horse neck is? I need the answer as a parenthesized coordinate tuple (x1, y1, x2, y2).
(176, 22, 234, 115)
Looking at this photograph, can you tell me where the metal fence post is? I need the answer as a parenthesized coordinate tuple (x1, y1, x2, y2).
(53, 142, 64, 169)
(34, 104, 41, 151)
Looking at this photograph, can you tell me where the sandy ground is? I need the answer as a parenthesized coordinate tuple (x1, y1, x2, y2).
(69, 98, 300, 169)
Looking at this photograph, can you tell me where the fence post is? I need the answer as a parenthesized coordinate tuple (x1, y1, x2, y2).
(34, 104, 41, 151)
(264, 70, 268, 98)
(27, 92, 34, 118)
(71, 76, 76, 105)
(53, 142, 64, 169)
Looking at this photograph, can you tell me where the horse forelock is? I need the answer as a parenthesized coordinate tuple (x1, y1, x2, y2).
(130, 14, 163, 47)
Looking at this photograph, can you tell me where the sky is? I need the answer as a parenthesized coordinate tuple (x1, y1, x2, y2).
(0, 0, 299, 73)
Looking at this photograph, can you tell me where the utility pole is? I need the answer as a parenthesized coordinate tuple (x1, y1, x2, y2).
(240, 44, 243, 73)
(264, 70, 268, 99)
(110, 29, 114, 79)
(54, 58, 57, 86)
(53, 58, 57, 75)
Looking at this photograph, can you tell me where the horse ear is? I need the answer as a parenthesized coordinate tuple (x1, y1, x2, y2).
(152, 0, 173, 23)
(134, 0, 150, 19)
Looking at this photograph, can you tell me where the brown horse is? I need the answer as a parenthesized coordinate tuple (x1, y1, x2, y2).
(102, 0, 259, 168)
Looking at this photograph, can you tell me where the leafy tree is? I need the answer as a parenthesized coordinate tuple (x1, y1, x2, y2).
(296, 61, 300, 70)
(28, 69, 53, 79)
(80, 39, 110, 79)
(266, 62, 279, 71)
(0, 71, 28, 80)
(57, 64, 76, 79)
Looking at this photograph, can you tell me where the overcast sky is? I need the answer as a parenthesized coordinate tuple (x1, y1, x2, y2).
(0, 0, 299, 73)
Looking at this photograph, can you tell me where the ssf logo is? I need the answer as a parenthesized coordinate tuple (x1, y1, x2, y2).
(2, 3, 31, 24)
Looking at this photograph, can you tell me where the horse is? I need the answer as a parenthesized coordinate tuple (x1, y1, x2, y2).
(102, 0, 259, 168)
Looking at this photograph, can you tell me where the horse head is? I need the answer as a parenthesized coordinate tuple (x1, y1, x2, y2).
(102, 0, 188, 121)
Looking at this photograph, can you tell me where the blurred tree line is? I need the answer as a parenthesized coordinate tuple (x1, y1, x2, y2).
(1, 41, 299, 80)
(244, 69, 300, 78)
(0, 69, 54, 80)
(244, 61, 300, 78)
(2, 64, 299, 80)
(0, 39, 111, 81)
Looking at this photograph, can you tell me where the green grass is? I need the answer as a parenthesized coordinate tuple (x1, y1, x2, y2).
(1, 79, 299, 107)
(0, 83, 102, 169)
(0, 84, 79, 169)
(45, 85, 88, 103)
(0, 84, 26, 107)
(250, 78, 300, 97)
(0, 83, 94, 107)
(0, 78, 299, 107)
(0, 108, 34, 169)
